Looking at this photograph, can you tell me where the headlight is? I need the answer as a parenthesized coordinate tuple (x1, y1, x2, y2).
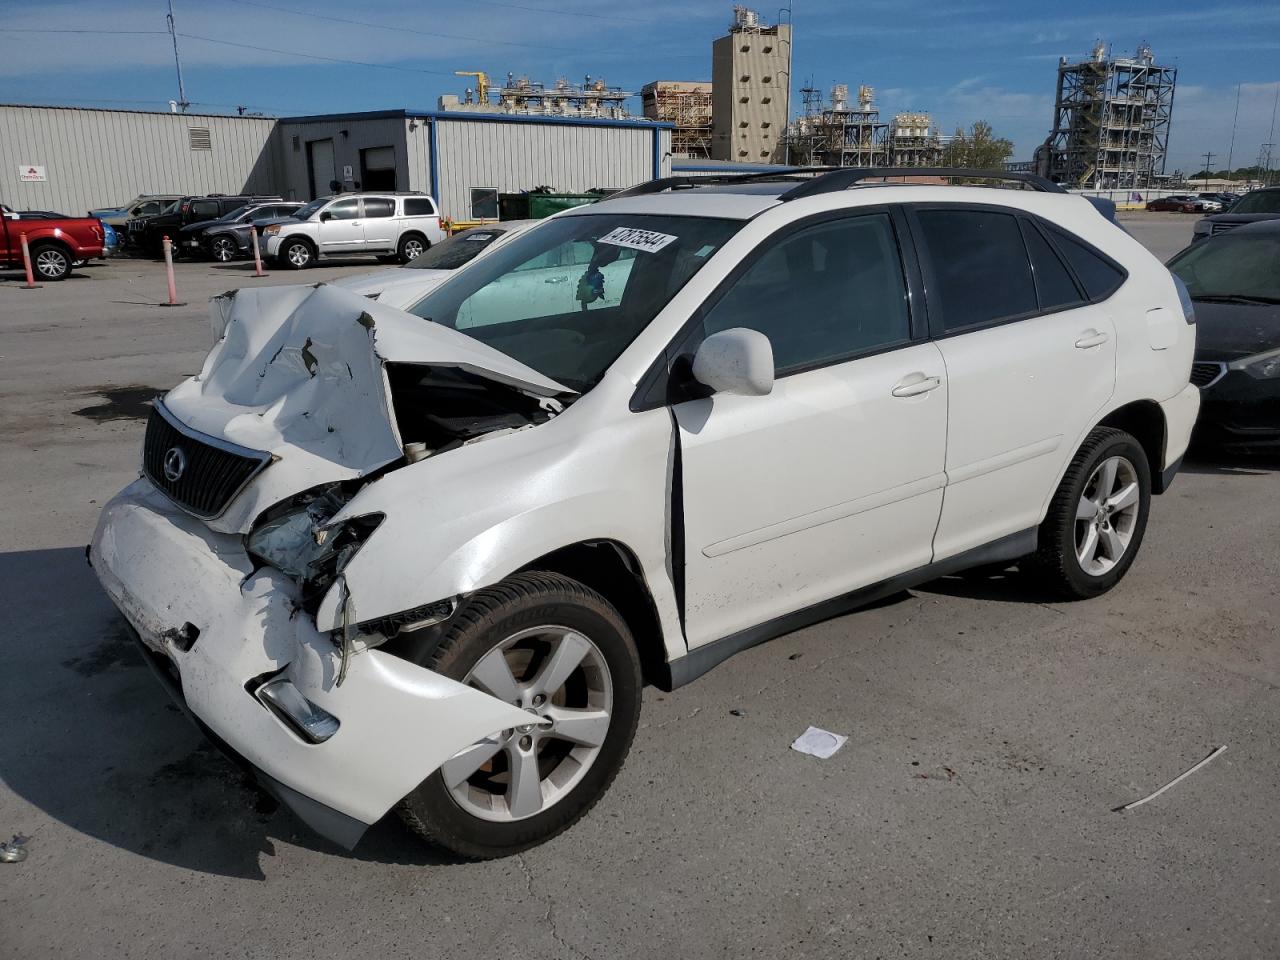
(246, 486, 383, 594)
(1229, 346, 1280, 380)
(1193, 221, 1211, 235)
(262, 224, 281, 236)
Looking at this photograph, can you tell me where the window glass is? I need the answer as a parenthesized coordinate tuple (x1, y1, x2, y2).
(135, 201, 160, 216)
(408, 227, 507, 270)
(1047, 227, 1125, 300)
(1021, 220, 1083, 311)
(362, 198, 394, 218)
(702, 213, 910, 371)
(1168, 232, 1280, 301)
(404, 197, 437, 216)
(471, 188, 499, 220)
(915, 210, 1037, 330)
(325, 198, 361, 220)
(408, 214, 741, 391)
(1229, 190, 1280, 215)
(190, 200, 220, 220)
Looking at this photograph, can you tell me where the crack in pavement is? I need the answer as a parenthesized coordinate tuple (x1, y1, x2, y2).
(517, 853, 593, 960)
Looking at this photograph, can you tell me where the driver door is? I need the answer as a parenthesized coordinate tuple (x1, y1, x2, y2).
(672, 212, 949, 648)
(317, 197, 364, 253)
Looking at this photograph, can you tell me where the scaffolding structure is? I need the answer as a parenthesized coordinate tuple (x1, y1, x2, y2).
(641, 81, 713, 158)
(785, 84, 888, 167)
(889, 112, 942, 167)
(440, 72, 633, 119)
(1044, 42, 1176, 189)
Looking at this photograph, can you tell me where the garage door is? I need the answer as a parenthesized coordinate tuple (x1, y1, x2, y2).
(360, 146, 398, 191)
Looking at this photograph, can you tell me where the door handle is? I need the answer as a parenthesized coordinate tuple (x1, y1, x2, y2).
(1075, 330, 1110, 349)
(891, 373, 942, 398)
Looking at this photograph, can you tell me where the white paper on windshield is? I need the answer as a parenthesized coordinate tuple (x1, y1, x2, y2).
(597, 226, 678, 254)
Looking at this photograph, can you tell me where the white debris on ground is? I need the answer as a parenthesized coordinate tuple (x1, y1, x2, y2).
(791, 726, 848, 760)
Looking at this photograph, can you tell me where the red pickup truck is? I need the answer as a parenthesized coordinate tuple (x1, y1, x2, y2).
(1, 204, 105, 280)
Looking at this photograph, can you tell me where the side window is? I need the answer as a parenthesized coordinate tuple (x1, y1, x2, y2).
(702, 213, 911, 372)
(362, 198, 394, 218)
(1046, 227, 1126, 301)
(1020, 219, 1084, 312)
(403, 197, 437, 216)
(191, 200, 220, 220)
(914, 209, 1037, 331)
(135, 202, 160, 217)
(471, 188, 499, 220)
(325, 198, 361, 221)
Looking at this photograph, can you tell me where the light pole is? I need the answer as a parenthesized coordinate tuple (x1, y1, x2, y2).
(778, 2, 793, 165)
(166, 0, 190, 112)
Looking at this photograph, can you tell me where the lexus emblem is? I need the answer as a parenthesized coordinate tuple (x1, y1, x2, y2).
(163, 446, 188, 482)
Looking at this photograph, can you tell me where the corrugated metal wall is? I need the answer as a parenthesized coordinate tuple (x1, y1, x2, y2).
(429, 119, 670, 219)
(274, 117, 413, 200)
(0, 105, 278, 216)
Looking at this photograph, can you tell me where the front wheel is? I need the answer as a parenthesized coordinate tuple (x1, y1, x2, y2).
(280, 238, 313, 269)
(209, 236, 238, 262)
(1025, 427, 1151, 599)
(397, 571, 642, 859)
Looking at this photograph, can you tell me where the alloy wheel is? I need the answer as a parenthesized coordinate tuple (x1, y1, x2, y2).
(35, 249, 68, 278)
(1074, 455, 1140, 576)
(212, 237, 236, 261)
(444, 625, 613, 822)
(402, 238, 425, 260)
(287, 243, 310, 267)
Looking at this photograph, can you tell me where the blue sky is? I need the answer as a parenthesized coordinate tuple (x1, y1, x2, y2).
(2, 0, 1278, 172)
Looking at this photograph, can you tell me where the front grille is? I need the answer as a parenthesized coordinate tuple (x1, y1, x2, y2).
(1190, 361, 1226, 389)
(142, 402, 271, 519)
(1210, 222, 1239, 236)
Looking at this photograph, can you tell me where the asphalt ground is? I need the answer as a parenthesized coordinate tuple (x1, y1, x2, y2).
(2, 212, 1277, 959)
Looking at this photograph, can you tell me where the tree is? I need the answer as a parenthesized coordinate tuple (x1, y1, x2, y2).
(946, 121, 1015, 169)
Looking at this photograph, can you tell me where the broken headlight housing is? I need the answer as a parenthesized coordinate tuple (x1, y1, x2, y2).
(1229, 346, 1280, 380)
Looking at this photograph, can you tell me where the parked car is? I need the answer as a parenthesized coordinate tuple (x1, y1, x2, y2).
(1168, 220, 1280, 448)
(259, 192, 445, 269)
(89, 194, 183, 237)
(1, 203, 104, 280)
(128, 194, 283, 256)
(1191, 186, 1280, 243)
(90, 169, 1199, 858)
(331, 220, 539, 308)
(180, 201, 305, 261)
(1193, 194, 1224, 212)
(1146, 195, 1203, 213)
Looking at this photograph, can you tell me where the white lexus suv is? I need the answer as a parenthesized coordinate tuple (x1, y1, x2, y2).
(260, 192, 446, 269)
(90, 170, 1199, 859)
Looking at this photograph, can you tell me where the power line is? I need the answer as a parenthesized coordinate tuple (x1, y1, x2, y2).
(221, 0, 587, 52)
(0, 28, 169, 35)
(177, 32, 460, 76)
(464, 0, 657, 24)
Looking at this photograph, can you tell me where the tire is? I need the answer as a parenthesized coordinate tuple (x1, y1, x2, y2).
(397, 571, 642, 859)
(375, 254, 400, 264)
(1025, 427, 1151, 599)
(29, 242, 72, 281)
(397, 232, 427, 264)
(209, 236, 238, 262)
(280, 237, 313, 269)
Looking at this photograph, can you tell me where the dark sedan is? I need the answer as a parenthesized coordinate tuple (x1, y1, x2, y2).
(1147, 195, 1203, 213)
(181, 201, 304, 261)
(1168, 220, 1280, 449)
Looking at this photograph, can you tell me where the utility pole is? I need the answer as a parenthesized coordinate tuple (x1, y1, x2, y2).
(166, 0, 190, 113)
(1267, 87, 1280, 186)
(1200, 151, 1215, 190)
(1226, 83, 1241, 180)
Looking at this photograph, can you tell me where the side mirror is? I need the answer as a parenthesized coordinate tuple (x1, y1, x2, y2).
(319, 211, 332, 222)
(691, 328, 774, 397)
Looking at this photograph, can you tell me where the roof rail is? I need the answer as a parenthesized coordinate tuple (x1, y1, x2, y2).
(609, 168, 843, 199)
(778, 168, 1066, 201)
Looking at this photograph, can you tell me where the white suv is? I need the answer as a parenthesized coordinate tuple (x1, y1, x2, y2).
(261, 192, 445, 269)
(91, 170, 1199, 859)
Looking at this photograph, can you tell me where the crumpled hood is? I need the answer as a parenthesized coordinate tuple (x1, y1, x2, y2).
(330, 267, 453, 308)
(163, 282, 570, 534)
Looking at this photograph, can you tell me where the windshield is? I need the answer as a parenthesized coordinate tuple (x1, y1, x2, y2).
(291, 197, 330, 220)
(222, 204, 253, 221)
(407, 226, 509, 270)
(160, 200, 181, 214)
(407, 213, 743, 391)
(1169, 231, 1280, 301)
(1229, 191, 1280, 215)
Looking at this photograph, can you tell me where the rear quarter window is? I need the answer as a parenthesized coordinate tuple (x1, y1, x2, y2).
(403, 197, 437, 216)
(1045, 226, 1125, 300)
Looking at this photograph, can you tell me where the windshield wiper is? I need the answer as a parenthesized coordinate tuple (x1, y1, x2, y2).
(1191, 294, 1280, 305)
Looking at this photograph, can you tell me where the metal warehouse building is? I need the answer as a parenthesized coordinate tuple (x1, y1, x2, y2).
(1, 103, 672, 221)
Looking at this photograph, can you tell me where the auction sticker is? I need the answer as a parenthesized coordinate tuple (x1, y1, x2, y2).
(597, 226, 678, 254)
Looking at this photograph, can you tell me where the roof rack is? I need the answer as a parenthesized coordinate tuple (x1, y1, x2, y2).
(777, 168, 1066, 201)
(608, 168, 843, 199)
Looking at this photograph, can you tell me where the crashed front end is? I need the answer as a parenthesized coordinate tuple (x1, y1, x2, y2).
(89, 283, 567, 847)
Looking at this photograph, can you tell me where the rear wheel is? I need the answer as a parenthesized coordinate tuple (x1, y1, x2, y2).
(397, 571, 642, 859)
(397, 233, 427, 264)
(280, 238, 313, 269)
(30, 243, 71, 280)
(209, 236, 238, 262)
(1025, 427, 1151, 599)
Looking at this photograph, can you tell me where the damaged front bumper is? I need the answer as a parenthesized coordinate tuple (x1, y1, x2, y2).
(89, 478, 537, 849)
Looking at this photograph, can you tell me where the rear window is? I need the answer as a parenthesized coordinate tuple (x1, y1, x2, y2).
(915, 209, 1037, 330)
(363, 198, 394, 218)
(1021, 220, 1084, 311)
(1046, 227, 1125, 300)
(1229, 191, 1280, 215)
(404, 197, 437, 216)
(408, 227, 507, 270)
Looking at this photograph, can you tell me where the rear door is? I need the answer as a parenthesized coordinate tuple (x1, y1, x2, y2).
(672, 210, 949, 647)
(359, 197, 396, 250)
(908, 206, 1119, 560)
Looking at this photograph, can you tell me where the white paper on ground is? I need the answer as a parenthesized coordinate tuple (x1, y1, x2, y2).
(791, 726, 848, 759)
